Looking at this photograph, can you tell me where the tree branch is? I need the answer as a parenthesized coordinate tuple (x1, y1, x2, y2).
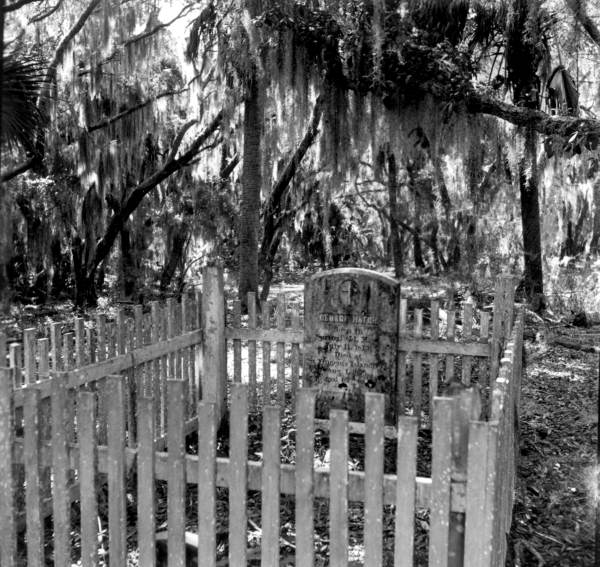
(38, 0, 102, 107)
(87, 88, 188, 132)
(88, 109, 224, 276)
(3, 0, 42, 12)
(0, 157, 36, 183)
(564, 0, 600, 47)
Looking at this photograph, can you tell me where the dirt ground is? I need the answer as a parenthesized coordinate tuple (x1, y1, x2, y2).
(510, 319, 597, 566)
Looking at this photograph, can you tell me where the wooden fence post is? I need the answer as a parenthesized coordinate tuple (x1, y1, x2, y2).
(201, 266, 226, 422)
(447, 387, 483, 567)
(0, 367, 16, 567)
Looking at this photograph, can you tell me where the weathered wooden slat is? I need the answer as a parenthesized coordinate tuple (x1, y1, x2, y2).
(50, 321, 62, 370)
(445, 311, 456, 383)
(24, 388, 44, 567)
(38, 338, 49, 378)
(0, 331, 7, 367)
(398, 338, 490, 357)
(78, 390, 99, 567)
(313, 417, 399, 438)
(229, 384, 249, 566)
(290, 308, 301, 395)
(329, 409, 348, 567)
(10, 343, 22, 387)
(151, 301, 163, 435)
(462, 303, 473, 386)
(197, 402, 217, 567)
(397, 298, 408, 414)
(248, 292, 257, 409)
(394, 416, 418, 567)
(74, 317, 85, 367)
(364, 393, 384, 566)
(233, 300, 242, 383)
(167, 380, 186, 567)
(296, 389, 316, 567)
(202, 267, 227, 421)
(412, 310, 423, 423)
(429, 397, 454, 567)
(224, 327, 304, 343)
(23, 328, 36, 384)
(262, 301, 272, 403)
(107, 376, 127, 566)
(276, 294, 286, 408)
(51, 372, 71, 567)
(0, 368, 16, 567)
(430, 300, 440, 415)
(137, 396, 155, 567)
(261, 405, 281, 567)
(464, 422, 497, 567)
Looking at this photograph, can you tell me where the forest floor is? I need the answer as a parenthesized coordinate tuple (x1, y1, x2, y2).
(509, 318, 597, 566)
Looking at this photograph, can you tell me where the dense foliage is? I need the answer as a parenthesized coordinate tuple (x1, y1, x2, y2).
(2, 0, 600, 312)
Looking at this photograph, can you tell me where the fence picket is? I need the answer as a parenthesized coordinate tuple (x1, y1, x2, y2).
(197, 402, 217, 567)
(10, 343, 22, 387)
(36, 338, 48, 379)
(445, 310, 455, 384)
(429, 300, 440, 415)
(429, 397, 454, 567)
(229, 384, 249, 566)
(397, 298, 408, 414)
(329, 408, 348, 567)
(394, 416, 418, 567)
(151, 302, 163, 434)
(296, 388, 316, 567)
(0, 368, 16, 567)
(291, 308, 300, 395)
(23, 328, 36, 384)
(365, 393, 384, 566)
(464, 422, 496, 567)
(167, 379, 186, 567)
(233, 300, 242, 383)
(107, 376, 127, 566)
(462, 304, 473, 386)
(137, 396, 156, 567)
(0, 331, 6, 367)
(51, 372, 71, 566)
(50, 321, 62, 370)
(262, 301, 272, 403)
(75, 317, 85, 367)
(248, 292, 257, 409)
(261, 405, 281, 567)
(78, 390, 99, 567)
(24, 388, 44, 567)
(413, 310, 423, 423)
(276, 294, 286, 408)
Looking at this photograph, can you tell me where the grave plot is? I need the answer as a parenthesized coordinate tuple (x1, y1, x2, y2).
(0, 268, 522, 566)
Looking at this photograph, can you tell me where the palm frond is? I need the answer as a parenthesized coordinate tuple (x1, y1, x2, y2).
(1, 50, 48, 153)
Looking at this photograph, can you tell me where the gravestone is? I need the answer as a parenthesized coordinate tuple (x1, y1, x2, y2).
(304, 268, 400, 422)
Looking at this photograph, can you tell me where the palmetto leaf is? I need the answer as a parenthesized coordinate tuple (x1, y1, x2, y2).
(1, 50, 48, 153)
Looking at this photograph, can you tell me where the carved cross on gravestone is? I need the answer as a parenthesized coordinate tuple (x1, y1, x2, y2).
(304, 268, 400, 423)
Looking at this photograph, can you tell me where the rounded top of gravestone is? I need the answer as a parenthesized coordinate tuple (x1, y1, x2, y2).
(306, 268, 399, 287)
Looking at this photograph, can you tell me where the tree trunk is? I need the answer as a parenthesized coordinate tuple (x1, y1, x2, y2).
(238, 72, 263, 309)
(387, 152, 403, 278)
(519, 128, 544, 311)
(160, 221, 190, 292)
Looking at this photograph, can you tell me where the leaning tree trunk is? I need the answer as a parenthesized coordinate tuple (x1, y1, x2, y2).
(519, 127, 544, 311)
